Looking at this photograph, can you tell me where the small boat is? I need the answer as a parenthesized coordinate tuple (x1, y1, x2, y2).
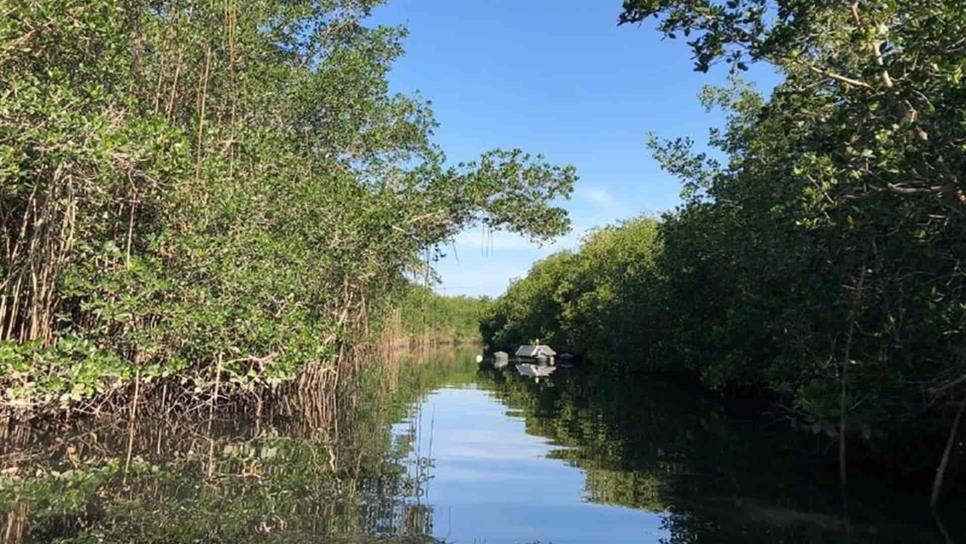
(516, 344, 557, 365)
(493, 351, 509, 369)
(516, 363, 557, 378)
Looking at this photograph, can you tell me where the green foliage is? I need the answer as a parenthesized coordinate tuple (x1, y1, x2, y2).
(481, 251, 577, 351)
(388, 285, 489, 344)
(482, 217, 665, 366)
(0, 337, 134, 410)
(0, 0, 574, 413)
(625, 0, 966, 438)
(488, 1, 965, 465)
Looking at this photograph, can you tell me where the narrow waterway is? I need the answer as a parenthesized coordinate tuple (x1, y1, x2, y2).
(0, 347, 960, 543)
(394, 385, 669, 543)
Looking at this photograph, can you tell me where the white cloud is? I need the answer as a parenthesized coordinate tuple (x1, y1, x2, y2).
(431, 183, 642, 296)
(434, 224, 599, 297)
(582, 186, 618, 209)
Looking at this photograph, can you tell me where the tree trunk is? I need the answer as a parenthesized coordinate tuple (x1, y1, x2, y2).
(931, 400, 965, 507)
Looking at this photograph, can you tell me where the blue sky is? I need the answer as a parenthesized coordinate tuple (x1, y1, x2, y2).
(370, 0, 779, 297)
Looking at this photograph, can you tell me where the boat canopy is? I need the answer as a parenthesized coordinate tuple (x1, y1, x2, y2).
(515, 344, 556, 358)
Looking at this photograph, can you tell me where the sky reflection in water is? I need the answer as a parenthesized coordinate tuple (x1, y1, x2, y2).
(396, 386, 667, 543)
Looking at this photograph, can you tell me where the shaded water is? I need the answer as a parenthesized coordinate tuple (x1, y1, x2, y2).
(1, 348, 961, 543)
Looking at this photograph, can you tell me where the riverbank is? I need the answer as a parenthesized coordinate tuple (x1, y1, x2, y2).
(0, 284, 487, 420)
(0, 332, 480, 421)
(0, 348, 474, 543)
(481, 215, 966, 504)
(380, 335, 481, 351)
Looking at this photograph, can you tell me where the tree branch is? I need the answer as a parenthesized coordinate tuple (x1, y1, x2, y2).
(807, 64, 874, 90)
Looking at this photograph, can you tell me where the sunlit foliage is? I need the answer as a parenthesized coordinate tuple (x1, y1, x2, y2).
(482, 217, 665, 365)
(0, 0, 574, 413)
(387, 285, 489, 345)
(487, 0, 965, 489)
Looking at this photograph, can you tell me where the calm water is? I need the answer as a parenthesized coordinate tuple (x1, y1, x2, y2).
(0, 347, 960, 543)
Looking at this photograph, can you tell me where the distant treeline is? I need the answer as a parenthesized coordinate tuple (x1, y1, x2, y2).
(481, 217, 661, 363)
(0, 0, 573, 415)
(385, 286, 488, 346)
(484, 2, 965, 500)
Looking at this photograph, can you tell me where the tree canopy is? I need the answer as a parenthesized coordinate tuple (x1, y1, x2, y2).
(485, 0, 965, 494)
(0, 0, 574, 413)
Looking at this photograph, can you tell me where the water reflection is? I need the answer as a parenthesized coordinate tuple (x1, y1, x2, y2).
(471, 363, 962, 543)
(0, 347, 961, 543)
(0, 348, 468, 544)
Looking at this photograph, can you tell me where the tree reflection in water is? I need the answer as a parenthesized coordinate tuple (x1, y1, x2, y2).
(0, 348, 472, 544)
(1, 348, 961, 543)
(472, 364, 962, 544)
